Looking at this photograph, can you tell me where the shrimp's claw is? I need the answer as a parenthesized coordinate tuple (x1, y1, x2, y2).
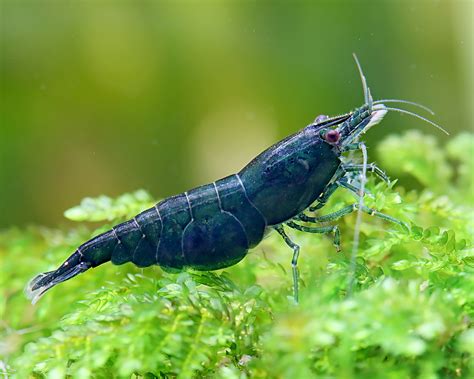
(25, 251, 91, 304)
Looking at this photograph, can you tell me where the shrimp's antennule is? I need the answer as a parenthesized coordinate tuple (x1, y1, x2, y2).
(352, 53, 373, 108)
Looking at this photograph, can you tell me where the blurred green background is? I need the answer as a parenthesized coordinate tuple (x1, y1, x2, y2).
(1, 1, 472, 228)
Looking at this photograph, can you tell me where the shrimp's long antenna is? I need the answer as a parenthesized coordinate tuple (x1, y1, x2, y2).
(352, 53, 372, 108)
(384, 107, 449, 135)
(374, 100, 435, 115)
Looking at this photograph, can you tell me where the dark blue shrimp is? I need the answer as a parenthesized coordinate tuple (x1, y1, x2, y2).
(26, 56, 447, 303)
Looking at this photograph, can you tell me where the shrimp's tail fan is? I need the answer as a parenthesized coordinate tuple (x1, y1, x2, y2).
(25, 251, 91, 304)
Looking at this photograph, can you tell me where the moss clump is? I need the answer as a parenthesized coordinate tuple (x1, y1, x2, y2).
(1, 131, 472, 378)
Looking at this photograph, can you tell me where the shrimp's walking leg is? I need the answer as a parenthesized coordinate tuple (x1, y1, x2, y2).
(273, 225, 301, 303)
(298, 204, 408, 232)
(285, 222, 341, 252)
(342, 163, 389, 183)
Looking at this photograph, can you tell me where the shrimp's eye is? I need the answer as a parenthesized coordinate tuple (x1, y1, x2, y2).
(324, 129, 340, 144)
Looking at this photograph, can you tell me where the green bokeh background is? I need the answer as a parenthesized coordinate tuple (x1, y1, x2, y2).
(1, 1, 472, 228)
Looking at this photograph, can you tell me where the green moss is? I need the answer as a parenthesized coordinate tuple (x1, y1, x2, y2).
(1, 131, 472, 378)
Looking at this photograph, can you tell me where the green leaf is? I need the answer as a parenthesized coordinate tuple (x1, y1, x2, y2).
(63, 189, 155, 222)
(391, 259, 414, 270)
